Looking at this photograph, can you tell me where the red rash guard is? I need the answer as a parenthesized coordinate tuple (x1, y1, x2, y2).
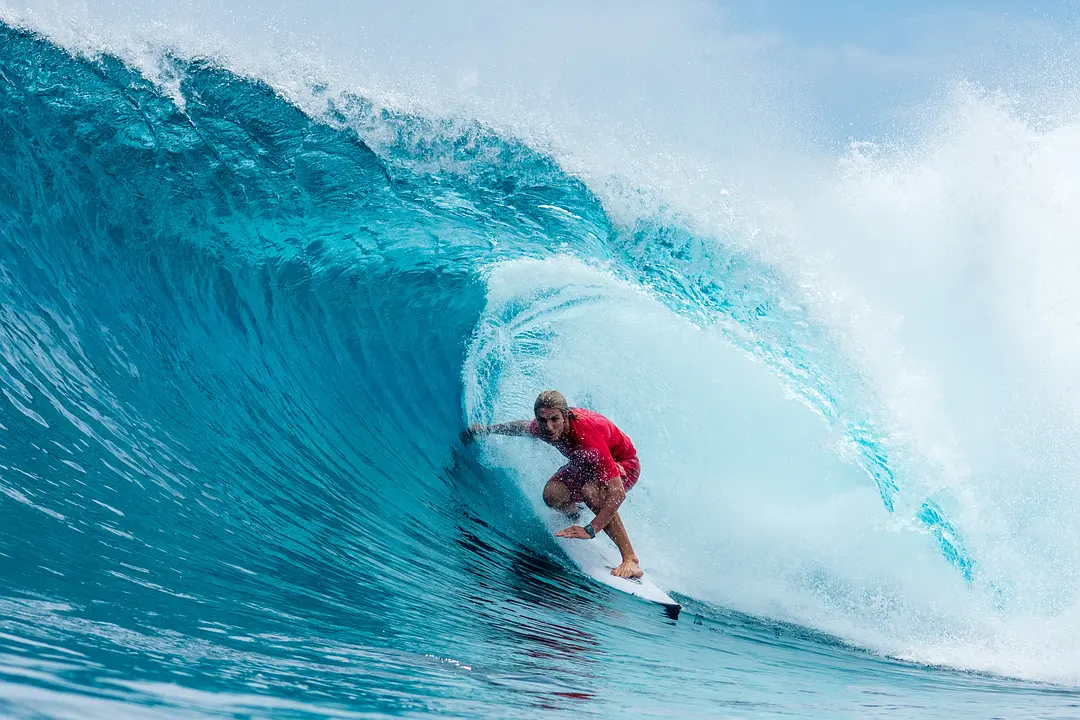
(528, 408, 640, 491)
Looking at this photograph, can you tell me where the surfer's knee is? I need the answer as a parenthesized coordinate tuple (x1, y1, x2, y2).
(543, 480, 570, 509)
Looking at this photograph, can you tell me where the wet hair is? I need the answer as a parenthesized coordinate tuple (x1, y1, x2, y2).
(533, 390, 570, 417)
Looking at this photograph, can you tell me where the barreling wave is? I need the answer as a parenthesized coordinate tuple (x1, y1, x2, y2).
(0, 18, 1072, 718)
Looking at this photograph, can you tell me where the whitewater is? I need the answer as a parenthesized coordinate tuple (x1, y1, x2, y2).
(0, 0, 1079, 716)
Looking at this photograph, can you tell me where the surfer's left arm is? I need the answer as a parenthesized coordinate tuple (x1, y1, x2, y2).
(588, 476, 625, 534)
(556, 450, 626, 539)
(554, 480, 625, 539)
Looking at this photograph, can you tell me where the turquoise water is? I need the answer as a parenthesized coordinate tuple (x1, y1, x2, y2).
(1, 15, 1080, 719)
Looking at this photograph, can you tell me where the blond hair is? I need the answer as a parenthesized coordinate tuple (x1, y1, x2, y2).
(533, 390, 570, 416)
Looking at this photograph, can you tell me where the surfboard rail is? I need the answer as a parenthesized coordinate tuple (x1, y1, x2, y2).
(555, 534, 681, 619)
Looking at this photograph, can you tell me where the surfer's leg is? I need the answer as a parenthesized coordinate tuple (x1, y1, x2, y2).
(543, 478, 580, 517)
(580, 481, 643, 579)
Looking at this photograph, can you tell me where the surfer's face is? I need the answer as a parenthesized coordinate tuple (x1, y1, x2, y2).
(535, 407, 567, 441)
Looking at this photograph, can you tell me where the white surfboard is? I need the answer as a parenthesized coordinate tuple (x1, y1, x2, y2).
(553, 524, 681, 618)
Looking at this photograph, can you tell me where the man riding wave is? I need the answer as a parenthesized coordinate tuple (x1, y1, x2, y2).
(463, 390, 644, 579)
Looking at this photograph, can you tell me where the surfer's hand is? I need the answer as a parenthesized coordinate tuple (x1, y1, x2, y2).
(460, 424, 485, 444)
(555, 525, 591, 540)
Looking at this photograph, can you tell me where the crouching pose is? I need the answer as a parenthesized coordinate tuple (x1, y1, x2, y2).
(463, 390, 643, 579)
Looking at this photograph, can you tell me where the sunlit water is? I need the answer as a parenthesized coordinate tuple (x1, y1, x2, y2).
(2, 4, 1080, 716)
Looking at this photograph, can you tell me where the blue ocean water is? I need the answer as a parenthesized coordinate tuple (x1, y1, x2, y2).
(1, 18, 1080, 719)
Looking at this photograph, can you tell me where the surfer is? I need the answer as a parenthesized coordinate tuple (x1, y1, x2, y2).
(462, 390, 644, 579)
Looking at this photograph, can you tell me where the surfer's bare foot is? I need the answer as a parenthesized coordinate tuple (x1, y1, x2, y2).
(612, 558, 643, 579)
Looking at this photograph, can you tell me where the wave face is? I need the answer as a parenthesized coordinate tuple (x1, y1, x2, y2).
(1, 18, 1080, 719)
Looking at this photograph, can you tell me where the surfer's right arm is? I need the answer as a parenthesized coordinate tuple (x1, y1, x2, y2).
(461, 421, 532, 442)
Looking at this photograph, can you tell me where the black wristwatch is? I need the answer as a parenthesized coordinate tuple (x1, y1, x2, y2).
(584, 523, 596, 539)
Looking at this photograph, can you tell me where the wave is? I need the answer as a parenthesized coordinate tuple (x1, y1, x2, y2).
(1, 14, 1080, 715)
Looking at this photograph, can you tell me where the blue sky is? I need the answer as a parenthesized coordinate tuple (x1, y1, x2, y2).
(729, 0, 1075, 45)
(723, 1, 1080, 139)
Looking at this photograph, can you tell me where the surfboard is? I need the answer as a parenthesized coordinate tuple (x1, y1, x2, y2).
(554, 527, 682, 619)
